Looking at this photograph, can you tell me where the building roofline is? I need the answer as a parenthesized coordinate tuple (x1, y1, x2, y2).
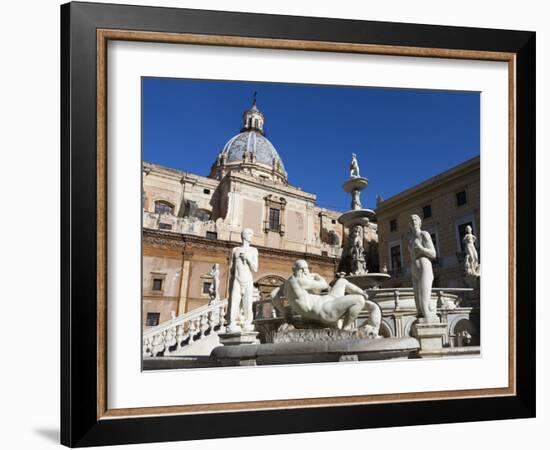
(376, 156, 480, 214)
(143, 161, 219, 186)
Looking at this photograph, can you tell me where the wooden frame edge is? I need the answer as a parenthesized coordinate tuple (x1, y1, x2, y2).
(97, 29, 515, 61)
(97, 28, 108, 419)
(95, 28, 517, 420)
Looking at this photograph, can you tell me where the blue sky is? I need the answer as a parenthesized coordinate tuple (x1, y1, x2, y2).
(143, 78, 479, 212)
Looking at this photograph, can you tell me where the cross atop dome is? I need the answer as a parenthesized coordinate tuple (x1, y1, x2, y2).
(241, 92, 265, 134)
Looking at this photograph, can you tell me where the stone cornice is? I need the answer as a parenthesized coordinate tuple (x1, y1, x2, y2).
(143, 161, 219, 187)
(143, 229, 340, 264)
(219, 171, 317, 203)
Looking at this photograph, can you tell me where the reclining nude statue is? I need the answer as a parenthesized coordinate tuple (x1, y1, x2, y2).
(271, 259, 382, 336)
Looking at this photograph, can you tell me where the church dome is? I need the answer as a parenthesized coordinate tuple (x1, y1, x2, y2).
(210, 95, 288, 184)
(220, 131, 287, 177)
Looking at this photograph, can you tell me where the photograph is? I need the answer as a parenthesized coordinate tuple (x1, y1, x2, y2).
(141, 78, 482, 369)
(56, 1, 536, 446)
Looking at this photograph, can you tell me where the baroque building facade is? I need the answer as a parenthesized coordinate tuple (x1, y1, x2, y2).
(376, 156, 480, 293)
(142, 99, 378, 328)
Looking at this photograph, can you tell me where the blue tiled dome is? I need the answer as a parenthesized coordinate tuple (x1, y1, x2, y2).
(221, 131, 287, 177)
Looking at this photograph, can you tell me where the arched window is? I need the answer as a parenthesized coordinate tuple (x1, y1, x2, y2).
(254, 275, 286, 319)
(154, 200, 174, 216)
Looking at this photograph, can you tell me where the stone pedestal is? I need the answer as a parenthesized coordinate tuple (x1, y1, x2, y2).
(412, 318, 448, 357)
(218, 331, 259, 346)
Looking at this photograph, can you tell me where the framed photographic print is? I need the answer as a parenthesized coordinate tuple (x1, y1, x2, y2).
(61, 1, 535, 447)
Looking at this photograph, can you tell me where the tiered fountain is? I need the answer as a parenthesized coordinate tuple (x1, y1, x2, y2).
(338, 153, 391, 289)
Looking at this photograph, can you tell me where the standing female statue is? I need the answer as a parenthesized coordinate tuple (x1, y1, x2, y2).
(462, 225, 480, 276)
(408, 214, 437, 320)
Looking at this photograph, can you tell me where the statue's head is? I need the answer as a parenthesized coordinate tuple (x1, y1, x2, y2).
(292, 259, 309, 277)
(465, 225, 472, 234)
(241, 228, 254, 243)
(352, 153, 356, 159)
(409, 214, 422, 232)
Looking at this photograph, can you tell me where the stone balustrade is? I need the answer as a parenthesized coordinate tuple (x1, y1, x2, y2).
(143, 210, 342, 256)
(253, 287, 476, 347)
(143, 299, 227, 358)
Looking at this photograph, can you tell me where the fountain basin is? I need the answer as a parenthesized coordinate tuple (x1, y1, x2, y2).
(342, 177, 369, 193)
(345, 273, 391, 289)
(338, 208, 376, 226)
(364, 287, 471, 311)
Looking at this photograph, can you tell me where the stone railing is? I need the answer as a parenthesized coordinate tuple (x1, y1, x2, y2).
(143, 211, 218, 236)
(143, 299, 227, 358)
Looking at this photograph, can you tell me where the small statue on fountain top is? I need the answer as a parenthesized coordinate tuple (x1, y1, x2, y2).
(350, 153, 360, 178)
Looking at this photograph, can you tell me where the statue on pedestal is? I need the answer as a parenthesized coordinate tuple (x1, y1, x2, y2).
(272, 260, 381, 335)
(227, 228, 258, 333)
(351, 189, 362, 210)
(349, 225, 367, 275)
(349, 153, 360, 178)
(408, 214, 437, 320)
(463, 225, 480, 277)
(207, 263, 220, 302)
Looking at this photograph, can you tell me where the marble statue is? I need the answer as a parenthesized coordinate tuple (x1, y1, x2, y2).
(271, 260, 381, 334)
(349, 153, 360, 178)
(463, 225, 480, 276)
(227, 228, 258, 333)
(207, 263, 220, 302)
(351, 189, 362, 210)
(408, 214, 437, 320)
(349, 225, 367, 275)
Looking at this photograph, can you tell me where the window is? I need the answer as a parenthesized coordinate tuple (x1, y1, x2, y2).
(423, 205, 432, 219)
(457, 222, 474, 253)
(321, 251, 328, 257)
(263, 195, 286, 235)
(269, 208, 280, 231)
(146, 312, 160, 327)
(152, 278, 163, 291)
(205, 231, 217, 240)
(456, 191, 467, 206)
(390, 219, 397, 232)
(159, 223, 172, 230)
(202, 281, 212, 295)
(331, 219, 336, 224)
(390, 245, 402, 270)
(154, 200, 174, 216)
(203, 188, 211, 195)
